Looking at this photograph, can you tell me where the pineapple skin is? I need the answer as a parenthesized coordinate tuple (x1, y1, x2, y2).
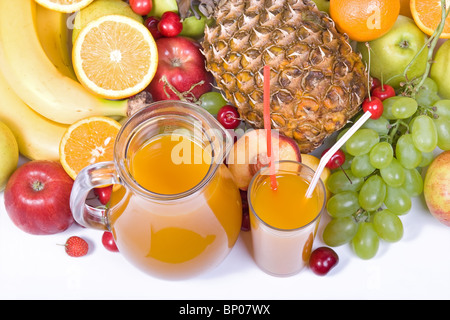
(202, 0, 369, 153)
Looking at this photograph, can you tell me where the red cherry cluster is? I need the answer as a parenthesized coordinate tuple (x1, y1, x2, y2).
(92, 187, 120, 252)
(145, 12, 183, 39)
(129, 0, 182, 39)
(362, 77, 395, 120)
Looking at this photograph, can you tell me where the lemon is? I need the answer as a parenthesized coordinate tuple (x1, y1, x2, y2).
(71, 0, 144, 44)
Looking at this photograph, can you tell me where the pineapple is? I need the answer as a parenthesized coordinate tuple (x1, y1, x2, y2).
(193, 0, 369, 153)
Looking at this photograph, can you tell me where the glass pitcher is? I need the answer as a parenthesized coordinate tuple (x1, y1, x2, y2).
(70, 101, 243, 280)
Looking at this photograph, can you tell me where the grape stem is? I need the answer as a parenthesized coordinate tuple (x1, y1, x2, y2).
(353, 208, 370, 223)
(160, 75, 205, 103)
(387, 119, 410, 144)
(402, 0, 450, 96)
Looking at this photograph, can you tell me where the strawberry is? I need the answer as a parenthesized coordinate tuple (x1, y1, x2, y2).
(64, 236, 89, 257)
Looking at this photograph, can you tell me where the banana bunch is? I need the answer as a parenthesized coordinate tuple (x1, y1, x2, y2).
(0, 0, 134, 161)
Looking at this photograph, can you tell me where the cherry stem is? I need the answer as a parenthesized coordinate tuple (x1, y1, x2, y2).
(339, 166, 352, 184)
(365, 42, 372, 100)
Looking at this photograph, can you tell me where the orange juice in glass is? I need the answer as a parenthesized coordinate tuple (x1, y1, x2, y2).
(70, 101, 242, 280)
(248, 160, 326, 277)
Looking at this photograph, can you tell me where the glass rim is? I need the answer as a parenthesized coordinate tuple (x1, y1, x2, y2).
(247, 160, 326, 233)
(113, 100, 230, 201)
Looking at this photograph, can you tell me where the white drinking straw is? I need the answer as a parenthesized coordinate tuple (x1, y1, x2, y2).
(305, 111, 373, 198)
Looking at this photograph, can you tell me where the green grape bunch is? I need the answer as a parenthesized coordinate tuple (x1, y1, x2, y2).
(324, 93, 449, 259)
(322, 1, 450, 260)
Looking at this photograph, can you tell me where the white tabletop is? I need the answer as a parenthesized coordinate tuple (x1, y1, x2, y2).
(1, 150, 449, 300)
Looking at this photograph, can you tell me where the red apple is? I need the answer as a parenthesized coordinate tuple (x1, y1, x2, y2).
(424, 150, 450, 226)
(227, 129, 302, 190)
(146, 36, 213, 101)
(4, 160, 74, 235)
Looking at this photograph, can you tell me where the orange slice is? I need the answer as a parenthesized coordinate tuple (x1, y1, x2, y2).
(35, 0, 95, 13)
(59, 116, 121, 179)
(72, 14, 158, 100)
(411, 0, 450, 38)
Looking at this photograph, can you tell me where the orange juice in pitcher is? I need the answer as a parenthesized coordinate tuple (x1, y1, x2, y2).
(70, 101, 242, 280)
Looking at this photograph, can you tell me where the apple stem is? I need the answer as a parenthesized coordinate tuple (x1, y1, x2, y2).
(31, 180, 44, 192)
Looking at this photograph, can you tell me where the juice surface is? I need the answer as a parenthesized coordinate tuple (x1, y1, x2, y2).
(130, 134, 211, 194)
(251, 174, 320, 230)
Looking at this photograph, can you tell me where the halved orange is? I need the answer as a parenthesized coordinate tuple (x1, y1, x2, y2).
(411, 0, 450, 38)
(59, 116, 121, 180)
(35, 0, 95, 13)
(72, 14, 158, 100)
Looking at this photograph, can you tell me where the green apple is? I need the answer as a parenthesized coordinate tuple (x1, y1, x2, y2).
(311, 0, 330, 13)
(430, 40, 450, 99)
(179, 8, 213, 39)
(71, 0, 144, 44)
(0, 121, 19, 191)
(148, 0, 178, 18)
(357, 15, 429, 89)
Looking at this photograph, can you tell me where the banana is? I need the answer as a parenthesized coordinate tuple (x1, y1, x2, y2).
(35, 3, 77, 81)
(0, 0, 130, 125)
(0, 68, 68, 161)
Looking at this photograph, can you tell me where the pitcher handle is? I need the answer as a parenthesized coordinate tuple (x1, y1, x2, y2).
(70, 161, 120, 231)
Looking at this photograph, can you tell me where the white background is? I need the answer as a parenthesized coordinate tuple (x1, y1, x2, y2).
(1, 148, 450, 300)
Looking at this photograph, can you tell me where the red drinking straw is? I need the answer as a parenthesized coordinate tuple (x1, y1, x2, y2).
(263, 65, 277, 190)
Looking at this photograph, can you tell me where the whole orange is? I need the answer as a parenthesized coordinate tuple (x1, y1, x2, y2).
(399, 0, 412, 18)
(330, 0, 401, 42)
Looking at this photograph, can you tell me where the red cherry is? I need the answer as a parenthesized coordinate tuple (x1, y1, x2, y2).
(102, 231, 119, 252)
(321, 148, 346, 170)
(129, 0, 153, 16)
(217, 105, 241, 129)
(158, 12, 183, 37)
(93, 185, 112, 205)
(371, 84, 395, 101)
(144, 16, 163, 40)
(370, 77, 381, 91)
(362, 96, 384, 119)
(309, 247, 339, 276)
